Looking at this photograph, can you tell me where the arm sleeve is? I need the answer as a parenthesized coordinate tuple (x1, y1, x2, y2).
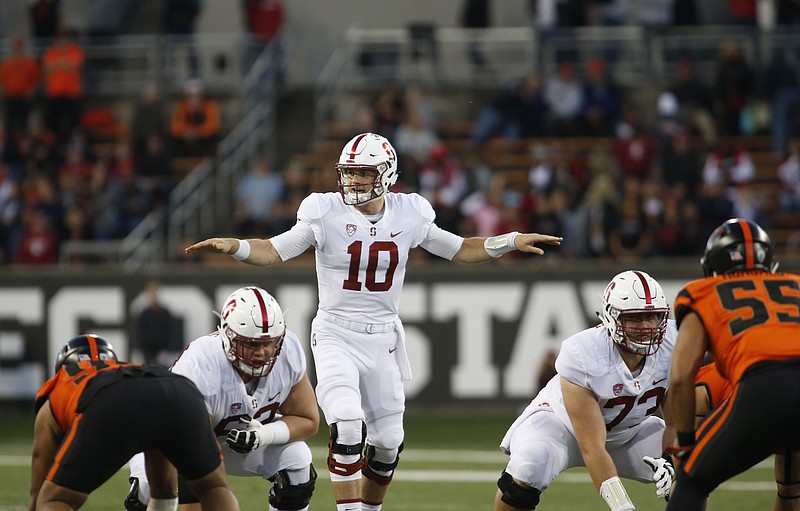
(414, 194, 464, 260)
(270, 221, 316, 261)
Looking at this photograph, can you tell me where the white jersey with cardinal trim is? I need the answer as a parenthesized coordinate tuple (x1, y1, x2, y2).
(270, 192, 463, 325)
(171, 329, 306, 433)
(502, 319, 677, 450)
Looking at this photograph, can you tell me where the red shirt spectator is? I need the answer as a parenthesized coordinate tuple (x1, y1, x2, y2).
(42, 34, 84, 99)
(244, 0, 284, 42)
(0, 37, 40, 99)
(14, 208, 59, 265)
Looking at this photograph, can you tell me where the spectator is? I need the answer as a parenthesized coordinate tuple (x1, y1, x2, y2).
(170, 79, 221, 157)
(471, 72, 548, 146)
(714, 39, 754, 136)
(419, 143, 468, 233)
(581, 57, 619, 137)
(371, 82, 405, 142)
(13, 206, 59, 265)
(233, 158, 285, 237)
(672, 0, 700, 25)
(41, 31, 84, 146)
(135, 280, 182, 365)
(135, 135, 174, 207)
(669, 57, 716, 144)
(611, 112, 657, 181)
(0, 169, 22, 262)
(607, 179, 653, 260)
(242, 0, 285, 83)
(394, 109, 440, 182)
(163, 0, 202, 78)
(0, 37, 40, 143)
(652, 91, 689, 152)
(765, 51, 800, 154)
(543, 61, 584, 136)
(129, 83, 170, 161)
(777, 138, 800, 212)
(28, 0, 62, 43)
(661, 130, 702, 199)
(461, 0, 491, 70)
(702, 136, 755, 188)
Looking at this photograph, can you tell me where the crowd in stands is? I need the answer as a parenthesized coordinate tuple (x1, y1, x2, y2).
(2, 0, 800, 265)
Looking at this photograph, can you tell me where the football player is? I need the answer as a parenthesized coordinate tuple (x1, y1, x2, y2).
(495, 270, 677, 511)
(124, 286, 319, 511)
(185, 132, 562, 511)
(30, 334, 239, 511)
(694, 360, 800, 510)
(667, 218, 800, 511)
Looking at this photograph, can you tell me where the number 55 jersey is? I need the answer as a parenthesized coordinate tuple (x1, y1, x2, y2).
(674, 271, 800, 384)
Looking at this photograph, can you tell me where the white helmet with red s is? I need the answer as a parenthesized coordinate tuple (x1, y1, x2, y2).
(218, 286, 286, 377)
(599, 270, 669, 356)
(335, 132, 399, 206)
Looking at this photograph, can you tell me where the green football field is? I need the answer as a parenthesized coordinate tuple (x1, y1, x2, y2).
(2, 409, 778, 510)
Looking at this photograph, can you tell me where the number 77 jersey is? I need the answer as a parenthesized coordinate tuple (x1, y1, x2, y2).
(674, 271, 800, 384)
(272, 192, 462, 326)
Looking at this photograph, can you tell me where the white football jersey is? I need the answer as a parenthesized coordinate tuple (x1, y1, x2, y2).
(171, 329, 307, 434)
(506, 320, 677, 447)
(272, 192, 462, 325)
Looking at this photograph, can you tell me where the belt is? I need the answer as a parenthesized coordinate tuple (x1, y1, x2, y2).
(319, 311, 396, 334)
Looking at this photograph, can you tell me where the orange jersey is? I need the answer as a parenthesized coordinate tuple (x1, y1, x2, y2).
(35, 360, 132, 433)
(695, 363, 732, 409)
(42, 43, 84, 98)
(675, 271, 800, 384)
(0, 55, 40, 97)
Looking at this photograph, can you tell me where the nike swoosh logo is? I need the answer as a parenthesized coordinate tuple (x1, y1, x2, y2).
(269, 392, 280, 401)
(653, 378, 667, 385)
(391, 231, 402, 237)
(389, 347, 397, 353)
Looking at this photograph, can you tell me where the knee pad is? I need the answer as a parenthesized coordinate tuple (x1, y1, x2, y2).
(362, 443, 403, 486)
(268, 465, 317, 511)
(124, 477, 149, 511)
(497, 471, 541, 510)
(327, 421, 366, 478)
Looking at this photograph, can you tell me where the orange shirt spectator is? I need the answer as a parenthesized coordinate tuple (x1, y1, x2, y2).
(42, 34, 84, 99)
(170, 79, 220, 156)
(0, 37, 40, 99)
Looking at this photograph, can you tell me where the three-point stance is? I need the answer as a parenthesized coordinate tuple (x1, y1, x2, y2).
(125, 286, 319, 511)
(186, 132, 562, 511)
(495, 270, 677, 511)
(29, 334, 239, 511)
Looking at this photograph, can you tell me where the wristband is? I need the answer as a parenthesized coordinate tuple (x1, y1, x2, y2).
(484, 231, 520, 258)
(599, 476, 635, 511)
(260, 420, 291, 445)
(232, 239, 251, 261)
(147, 498, 178, 511)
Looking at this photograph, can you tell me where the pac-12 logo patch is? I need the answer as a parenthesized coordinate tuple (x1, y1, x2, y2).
(346, 224, 357, 236)
(613, 383, 623, 396)
(231, 403, 242, 414)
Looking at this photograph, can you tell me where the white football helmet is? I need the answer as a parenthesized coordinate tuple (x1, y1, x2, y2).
(217, 286, 286, 377)
(599, 270, 669, 356)
(335, 132, 399, 206)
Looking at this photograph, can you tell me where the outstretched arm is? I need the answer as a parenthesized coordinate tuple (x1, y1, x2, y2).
(452, 232, 563, 264)
(29, 402, 63, 511)
(184, 237, 282, 266)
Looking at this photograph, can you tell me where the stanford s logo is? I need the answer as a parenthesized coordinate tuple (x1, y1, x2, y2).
(221, 300, 236, 320)
(346, 224, 357, 236)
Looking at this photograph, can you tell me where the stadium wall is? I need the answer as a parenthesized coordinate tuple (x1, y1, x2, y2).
(0, 260, 721, 405)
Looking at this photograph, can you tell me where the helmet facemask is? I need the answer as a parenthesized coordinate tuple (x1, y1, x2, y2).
(599, 270, 670, 357)
(336, 164, 387, 206)
(217, 287, 286, 379)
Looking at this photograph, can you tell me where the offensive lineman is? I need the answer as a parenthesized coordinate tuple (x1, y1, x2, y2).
(185, 132, 562, 511)
(495, 270, 677, 511)
(125, 286, 319, 511)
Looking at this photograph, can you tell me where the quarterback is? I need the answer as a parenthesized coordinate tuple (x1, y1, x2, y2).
(185, 132, 562, 511)
(125, 286, 319, 511)
(495, 270, 677, 511)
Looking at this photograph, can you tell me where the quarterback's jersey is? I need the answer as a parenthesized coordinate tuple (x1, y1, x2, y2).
(271, 192, 463, 325)
(507, 321, 677, 447)
(171, 329, 306, 438)
(674, 271, 800, 384)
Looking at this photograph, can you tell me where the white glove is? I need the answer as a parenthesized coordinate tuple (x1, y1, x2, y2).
(643, 455, 675, 500)
(226, 417, 275, 453)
